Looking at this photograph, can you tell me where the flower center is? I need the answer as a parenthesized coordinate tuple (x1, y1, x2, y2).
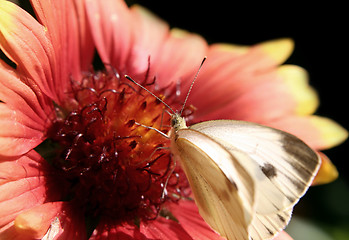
(42, 71, 190, 224)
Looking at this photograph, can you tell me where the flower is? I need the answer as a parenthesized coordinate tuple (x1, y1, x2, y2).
(0, 0, 347, 239)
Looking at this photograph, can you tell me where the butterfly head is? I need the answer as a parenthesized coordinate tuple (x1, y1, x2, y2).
(171, 113, 187, 132)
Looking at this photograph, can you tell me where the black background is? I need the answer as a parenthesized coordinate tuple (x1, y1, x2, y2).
(11, 1, 349, 238)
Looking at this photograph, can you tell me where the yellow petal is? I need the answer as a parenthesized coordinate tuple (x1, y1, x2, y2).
(170, 28, 190, 38)
(170, 28, 203, 41)
(209, 43, 249, 55)
(311, 117, 348, 149)
(312, 152, 339, 185)
(14, 202, 61, 238)
(258, 38, 294, 64)
(0, 1, 17, 27)
(277, 65, 319, 115)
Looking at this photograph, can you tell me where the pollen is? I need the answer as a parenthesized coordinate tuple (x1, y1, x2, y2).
(44, 71, 190, 223)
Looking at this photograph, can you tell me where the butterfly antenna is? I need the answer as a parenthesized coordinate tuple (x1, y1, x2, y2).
(125, 75, 176, 115)
(180, 56, 207, 116)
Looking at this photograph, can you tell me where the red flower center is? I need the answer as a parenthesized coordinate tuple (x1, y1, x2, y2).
(42, 71, 191, 224)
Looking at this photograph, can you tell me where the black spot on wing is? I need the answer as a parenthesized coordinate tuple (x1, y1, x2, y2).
(261, 163, 277, 178)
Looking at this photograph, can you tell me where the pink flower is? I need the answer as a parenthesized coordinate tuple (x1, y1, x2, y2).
(0, 0, 347, 239)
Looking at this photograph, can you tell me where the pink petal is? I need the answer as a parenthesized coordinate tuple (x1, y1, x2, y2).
(1, 0, 94, 104)
(31, 0, 94, 83)
(185, 40, 303, 123)
(153, 29, 208, 88)
(0, 151, 47, 229)
(73, 0, 95, 72)
(190, 64, 292, 122)
(86, 0, 170, 78)
(85, 0, 134, 73)
(185, 52, 287, 121)
(0, 104, 44, 156)
(0, 1, 57, 100)
(207, 39, 293, 72)
(168, 200, 224, 240)
(0, 150, 44, 184)
(0, 59, 51, 128)
(126, 5, 169, 77)
(267, 115, 348, 150)
(273, 231, 293, 240)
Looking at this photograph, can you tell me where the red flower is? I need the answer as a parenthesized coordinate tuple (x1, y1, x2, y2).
(0, 0, 347, 239)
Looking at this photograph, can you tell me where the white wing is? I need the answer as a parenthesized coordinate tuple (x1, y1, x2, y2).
(172, 128, 256, 240)
(190, 120, 321, 239)
(249, 207, 292, 240)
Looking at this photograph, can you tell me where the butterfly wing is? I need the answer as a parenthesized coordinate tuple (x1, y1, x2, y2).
(172, 128, 256, 240)
(190, 120, 321, 239)
(249, 207, 292, 240)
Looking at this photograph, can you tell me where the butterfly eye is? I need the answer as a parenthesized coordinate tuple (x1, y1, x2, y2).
(171, 117, 177, 127)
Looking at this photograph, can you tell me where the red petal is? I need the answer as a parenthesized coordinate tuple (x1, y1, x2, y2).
(168, 200, 224, 240)
(90, 221, 146, 240)
(141, 217, 193, 240)
(91, 217, 193, 240)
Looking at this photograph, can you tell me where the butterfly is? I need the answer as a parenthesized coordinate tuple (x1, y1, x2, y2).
(125, 58, 321, 240)
(170, 113, 320, 240)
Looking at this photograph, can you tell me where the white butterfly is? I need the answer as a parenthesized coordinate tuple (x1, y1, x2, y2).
(169, 113, 320, 240)
(125, 59, 321, 240)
